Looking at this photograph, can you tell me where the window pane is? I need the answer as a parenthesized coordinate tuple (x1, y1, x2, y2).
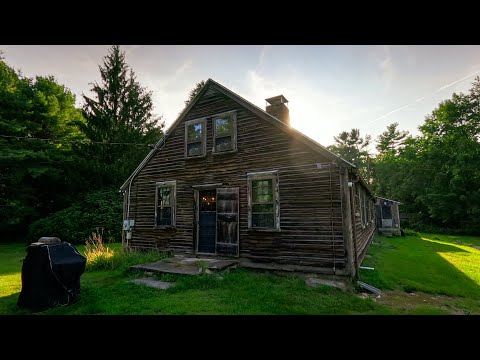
(187, 142, 203, 156)
(215, 136, 232, 152)
(159, 187, 171, 206)
(187, 122, 202, 142)
(253, 194, 273, 203)
(382, 205, 392, 219)
(252, 213, 274, 228)
(252, 179, 273, 202)
(253, 185, 273, 196)
(252, 203, 274, 213)
(157, 206, 172, 226)
(200, 190, 216, 212)
(215, 116, 233, 136)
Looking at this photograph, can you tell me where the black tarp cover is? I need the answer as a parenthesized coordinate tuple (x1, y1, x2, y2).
(17, 242, 86, 312)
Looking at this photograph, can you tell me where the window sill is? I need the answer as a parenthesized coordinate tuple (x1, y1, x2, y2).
(185, 154, 207, 160)
(247, 228, 281, 233)
(212, 149, 238, 156)
(153, 225, 176, 230)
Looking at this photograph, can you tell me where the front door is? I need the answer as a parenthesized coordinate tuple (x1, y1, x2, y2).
(197, 190, 217, 253)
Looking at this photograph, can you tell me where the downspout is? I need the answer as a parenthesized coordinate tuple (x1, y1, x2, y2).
(125, 175, 134, 250)
(124, 136, 167, 250)
(121, 190, 126, 251)
(350, 169, 363, 275)
(349, 181, 359, 276)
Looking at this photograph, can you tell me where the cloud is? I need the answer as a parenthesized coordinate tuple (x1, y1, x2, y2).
(379, 45, 395, 91)
(175, 59, 193, 77)
(257, 45, 271, 69)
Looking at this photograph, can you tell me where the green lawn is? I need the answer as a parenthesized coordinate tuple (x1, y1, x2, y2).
(1, 232, 479, 314)
(360, 233, 480, 314)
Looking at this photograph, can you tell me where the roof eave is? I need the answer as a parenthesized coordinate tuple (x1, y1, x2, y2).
(119, 80, 211, 191)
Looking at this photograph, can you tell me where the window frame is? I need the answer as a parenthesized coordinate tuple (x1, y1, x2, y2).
(363, 191, 367, 228)
(184, 118, 207, 158)
(212, 110, 237, 154)
(154, 180, 176, 228)
(247, 170, 280, 232)
(357, 187, 366, 229)
(370, 199, 375, 224)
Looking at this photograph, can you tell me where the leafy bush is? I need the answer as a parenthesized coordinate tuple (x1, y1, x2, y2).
(28, 188, 123, 244)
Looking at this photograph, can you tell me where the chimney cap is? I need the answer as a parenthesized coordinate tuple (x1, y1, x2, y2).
(265, 95, 288, 105)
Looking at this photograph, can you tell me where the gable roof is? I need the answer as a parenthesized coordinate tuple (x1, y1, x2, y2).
(120, 78, 355, 191)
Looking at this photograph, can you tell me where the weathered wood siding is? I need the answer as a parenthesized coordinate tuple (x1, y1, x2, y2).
(352, 182, 375, 265)
(127, 85, 346, 272)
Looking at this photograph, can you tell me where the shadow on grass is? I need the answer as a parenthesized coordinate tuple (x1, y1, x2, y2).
(360, 235, 480, 299)
(0, 292, 29, 315)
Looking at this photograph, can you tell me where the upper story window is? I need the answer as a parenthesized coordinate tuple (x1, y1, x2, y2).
(212, 111, 237, 153)
(155, 181, 176, 227)
(185, 118, 206, 158)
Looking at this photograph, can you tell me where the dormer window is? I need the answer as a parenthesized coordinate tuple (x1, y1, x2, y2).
(213, 111, 237, 153)
(185, 118, 206, 158)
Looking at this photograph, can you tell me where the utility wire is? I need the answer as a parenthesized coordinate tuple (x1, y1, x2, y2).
(366, 68, 480, 128)
(0, 134, 149, 147)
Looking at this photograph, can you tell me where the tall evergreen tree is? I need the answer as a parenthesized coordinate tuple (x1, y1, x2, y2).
(375, 122, 409, 156)
(184, 80, 205, 107)
(328, 128, 372, 181)
(79, 45, 164, 186)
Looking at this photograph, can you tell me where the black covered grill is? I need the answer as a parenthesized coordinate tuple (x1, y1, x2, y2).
(17, 242, 86, 312)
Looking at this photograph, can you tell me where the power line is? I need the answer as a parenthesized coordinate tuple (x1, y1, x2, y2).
(367, 68, 480, 127)
(0, 134, 148, 147)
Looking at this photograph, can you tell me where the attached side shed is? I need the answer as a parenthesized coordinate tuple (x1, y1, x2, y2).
(375, 197, 401, 236)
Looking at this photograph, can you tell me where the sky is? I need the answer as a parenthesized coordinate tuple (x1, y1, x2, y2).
(2, 45, 480, 151)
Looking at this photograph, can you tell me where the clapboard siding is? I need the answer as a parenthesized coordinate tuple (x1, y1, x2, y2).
(126, 84, 347, 272)
(353, 183, 376, 265)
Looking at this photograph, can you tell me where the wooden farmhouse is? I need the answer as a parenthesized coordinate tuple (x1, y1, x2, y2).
(120, 79, 376, 277)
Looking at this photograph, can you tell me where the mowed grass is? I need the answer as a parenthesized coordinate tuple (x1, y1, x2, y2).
(1, 232, 479, 314)
(359, 233, 480, 314)
(0, 242, 384, 315)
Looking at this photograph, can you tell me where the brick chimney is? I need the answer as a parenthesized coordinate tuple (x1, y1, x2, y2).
(265, 95, 290, 126)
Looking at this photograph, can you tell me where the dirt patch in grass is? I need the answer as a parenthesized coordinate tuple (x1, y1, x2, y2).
(375, 290, 466, 315)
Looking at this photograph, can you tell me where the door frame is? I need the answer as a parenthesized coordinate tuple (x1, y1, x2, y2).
(193, 184, 222, 255)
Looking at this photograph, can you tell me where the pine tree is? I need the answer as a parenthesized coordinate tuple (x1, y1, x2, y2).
(375, 122, 409, 155)
(328, 128, 372, 181)
(79, 45, 164, 185)
(184, 80, 205, 107)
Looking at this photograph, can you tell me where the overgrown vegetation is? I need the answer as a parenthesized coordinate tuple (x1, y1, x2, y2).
(28, 189, 122, 244)
(82, 229, 166, 271)
(0, 46, 164, 243)
(84, 229, 115, 270)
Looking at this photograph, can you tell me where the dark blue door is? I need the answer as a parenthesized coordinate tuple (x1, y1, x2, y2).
(198, 190, 216, 253)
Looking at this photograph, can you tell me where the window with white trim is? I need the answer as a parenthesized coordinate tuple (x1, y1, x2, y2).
(155, 181, 176, 226)
(213, 111, 237, 153)
(362, 190, 367, 227)
(355, 187, 361, 227)
(367, 199, 373, 223)
(185, 118, 206, 157)
(247, 171, 280, 231)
